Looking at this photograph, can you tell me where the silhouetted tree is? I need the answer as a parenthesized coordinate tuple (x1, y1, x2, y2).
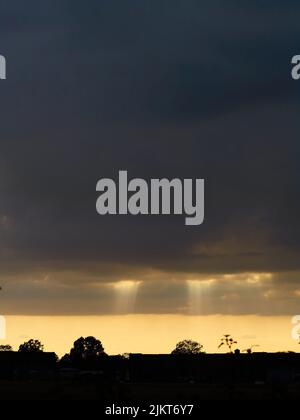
(171, 339, 204, 355)
(60, 353, 71, 364)
(243, 345, 259, 354)
(218, 334, 237, 353)
(70, 336, 106, 362)
(18, 339, 44, 353)
(0, 344, 12, 351)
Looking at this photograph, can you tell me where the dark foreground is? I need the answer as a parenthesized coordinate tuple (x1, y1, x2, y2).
(1, 380, 300, 400)
(1, 352, 300, 400)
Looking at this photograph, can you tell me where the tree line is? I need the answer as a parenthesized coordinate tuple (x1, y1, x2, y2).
(0, 334, 262, 360)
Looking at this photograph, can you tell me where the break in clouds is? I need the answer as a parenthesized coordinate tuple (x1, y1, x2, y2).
(0, 1, 299, 315)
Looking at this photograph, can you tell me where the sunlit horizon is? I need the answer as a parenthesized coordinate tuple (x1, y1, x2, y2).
(1, 314, 299, 357)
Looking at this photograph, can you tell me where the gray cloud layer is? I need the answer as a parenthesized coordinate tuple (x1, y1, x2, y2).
(0, 1, 299, 314)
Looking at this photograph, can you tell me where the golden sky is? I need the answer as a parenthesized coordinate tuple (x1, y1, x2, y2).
(2, 315, 299, 357)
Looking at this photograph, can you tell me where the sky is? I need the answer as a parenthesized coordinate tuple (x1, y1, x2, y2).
(0, 1, 299, 354)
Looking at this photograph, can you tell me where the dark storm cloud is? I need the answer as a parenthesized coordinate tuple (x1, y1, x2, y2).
(0, 1, 299, 314)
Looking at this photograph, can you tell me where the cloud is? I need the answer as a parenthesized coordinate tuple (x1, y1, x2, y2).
(0, 1, 299, 315)
(0, 268, 299, 316)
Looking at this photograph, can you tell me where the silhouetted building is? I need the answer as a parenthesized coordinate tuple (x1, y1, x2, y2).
(120, 353, 300, 385)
